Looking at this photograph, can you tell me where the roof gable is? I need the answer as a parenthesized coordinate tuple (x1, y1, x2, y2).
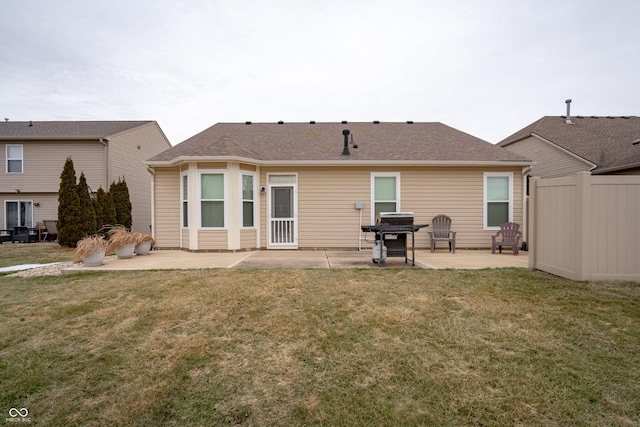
(498, 116, 640, 172)
(149, 122, 529, 164)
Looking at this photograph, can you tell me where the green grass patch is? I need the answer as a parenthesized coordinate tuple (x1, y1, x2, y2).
(1, 268, 639, 426)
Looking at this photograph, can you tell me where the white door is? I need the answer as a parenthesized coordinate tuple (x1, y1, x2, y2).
(268, 184, 297, 247)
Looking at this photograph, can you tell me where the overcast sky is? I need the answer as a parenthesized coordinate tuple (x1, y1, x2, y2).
(1, 0, 638, 145)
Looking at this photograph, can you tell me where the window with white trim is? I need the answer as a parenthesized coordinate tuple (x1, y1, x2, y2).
(484, 172, 513, 229)
(200, 172, 225, 228)
(6, 145, 23, 173)
(241, 173, 256, 228)
(181, 173, 188, 227)
(5, 200, 33, 228)
(371, 173, 400, 221)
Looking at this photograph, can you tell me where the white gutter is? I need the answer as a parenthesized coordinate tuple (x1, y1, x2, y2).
(145, 156, 533, 168)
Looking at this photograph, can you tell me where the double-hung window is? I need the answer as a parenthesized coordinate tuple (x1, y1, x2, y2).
(200, 172, 225, 228)
(372, 173, 400, 221)
(6, 145, 23, 173)
(241, 173, 256, 228)
(484, 172, 513, 229)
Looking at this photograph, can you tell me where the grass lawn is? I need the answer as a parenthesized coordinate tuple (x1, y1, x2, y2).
(1, 246, 639, 426)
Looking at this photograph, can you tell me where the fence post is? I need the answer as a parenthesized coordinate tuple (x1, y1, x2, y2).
(575, 172, 592, 281)
(528, 177, 539, 270)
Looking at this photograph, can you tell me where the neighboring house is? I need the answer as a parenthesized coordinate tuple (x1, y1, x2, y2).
(498, 116, 640, 177)
(145, 122, 532, 251)
(1, 121, 172, 234)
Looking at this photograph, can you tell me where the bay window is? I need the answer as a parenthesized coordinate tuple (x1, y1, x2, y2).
(242, 173, 255, 228)
(200, 172, 225, 228)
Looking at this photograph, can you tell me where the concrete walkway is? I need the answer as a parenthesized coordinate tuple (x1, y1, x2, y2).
(63, 249, 529, 273)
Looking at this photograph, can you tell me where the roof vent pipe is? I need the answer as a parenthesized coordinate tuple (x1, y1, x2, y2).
(565, 99, 573, 124)
(342, 129, 351, 155)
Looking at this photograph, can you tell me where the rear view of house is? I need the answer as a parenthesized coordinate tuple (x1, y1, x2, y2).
(146, 122, 532, 251)
(1, 121, 171, 235)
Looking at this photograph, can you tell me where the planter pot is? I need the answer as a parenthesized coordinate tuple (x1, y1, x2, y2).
(115, 243, 136, 259)
(83, 248, 106, 267)
(135, 240, 152, 256)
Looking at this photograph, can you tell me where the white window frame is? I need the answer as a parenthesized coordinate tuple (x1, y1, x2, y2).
(180, 172, 189, 228)
(198, 170, 227, 230)
(241, 171, 257, 229)
(6, 144, 23, 174)
(483, 172, 513, 230)
(4, 200, 33, 229)
(371, 172, 401, 223)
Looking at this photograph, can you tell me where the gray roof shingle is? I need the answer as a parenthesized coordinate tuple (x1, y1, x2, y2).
(0, 121, 154, 139)
(149, 122, 530, 164)
(498, 116, 640, 172)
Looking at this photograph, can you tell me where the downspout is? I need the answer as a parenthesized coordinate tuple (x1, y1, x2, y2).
(522, 166, 532, 251)
(147, 166, 156, 240)
(100, 138, 109, 189)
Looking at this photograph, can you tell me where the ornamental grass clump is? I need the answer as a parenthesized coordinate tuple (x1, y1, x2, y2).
(73, 234, 108, 263)
(132, 232, 155, 246)
(103, 224, 137, 254)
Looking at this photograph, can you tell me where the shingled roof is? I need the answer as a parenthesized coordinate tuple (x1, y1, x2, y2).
(498, 116, 640, 173)
(0, 121, 154, 139)
(148, 122, 530, 165)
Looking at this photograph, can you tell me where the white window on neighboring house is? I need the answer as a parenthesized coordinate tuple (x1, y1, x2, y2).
(6, 145, 23, 173)
(371, 172, 400, 222)
(181, 173, 188, 228)
(5, 201, 33, 228)
(484, 172, 513, 229)
(241, 173, 256, 228)
(199, 172, 226, 228)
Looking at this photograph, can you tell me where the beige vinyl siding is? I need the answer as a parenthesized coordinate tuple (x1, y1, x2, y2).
(1, 141, 105, 193)
(198, 230, 228, 250)
(241, 229, 257, 249)
(153, 167, 181, 248)
(108, 122, 171, 233)
(260, 165, 524, 249)
(503, 136, 591, 178)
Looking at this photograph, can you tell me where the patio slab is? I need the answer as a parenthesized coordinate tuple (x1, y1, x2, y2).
(62, 248, 529, 273)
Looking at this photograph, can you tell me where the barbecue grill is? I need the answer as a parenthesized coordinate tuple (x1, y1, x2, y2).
(361, 212, 429, 267)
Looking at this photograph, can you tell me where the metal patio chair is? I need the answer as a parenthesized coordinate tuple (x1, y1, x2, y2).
(43, 220, 58, 242)
(428, 215, 456, 253)
(491, 222, 522, 255)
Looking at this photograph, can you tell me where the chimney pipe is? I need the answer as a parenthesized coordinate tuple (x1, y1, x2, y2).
(565, 99, 573, 124)
(342, 129, 350, 155)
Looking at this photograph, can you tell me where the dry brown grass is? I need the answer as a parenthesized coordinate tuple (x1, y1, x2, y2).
(1, 268, 639, 426)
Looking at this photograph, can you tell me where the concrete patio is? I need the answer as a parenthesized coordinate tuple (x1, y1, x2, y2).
(63, 248, 529, 273)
